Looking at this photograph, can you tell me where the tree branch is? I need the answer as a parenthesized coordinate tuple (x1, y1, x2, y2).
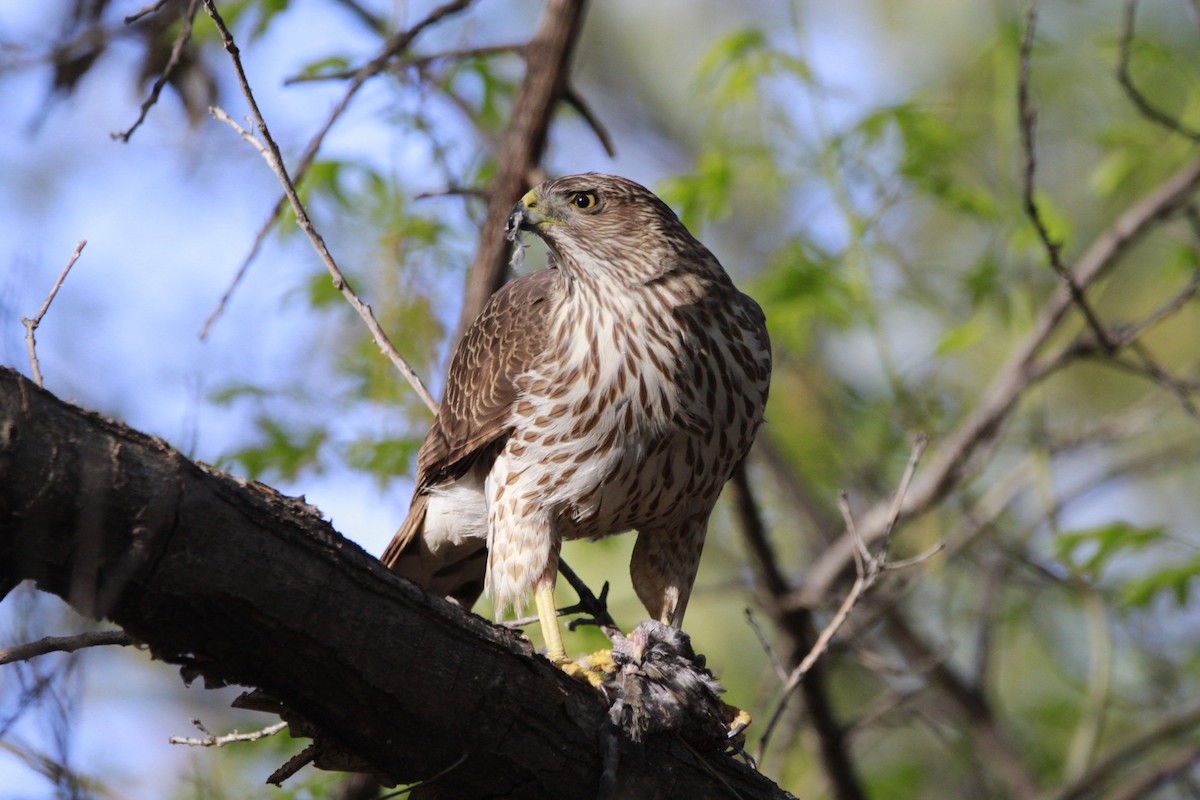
(801, 154, 1200, 606)
(729, 464, 868, 800)
(1117, 0, 1200, 142)
(455, 0, 590, 337)
(20, 239, 86, 389)
(201, 2, 438, 415)
(1018, 0, 1114, 353)
(200, 0, 477, 341)
(0, 367, 791, 799)
(0, 630, 135, 666)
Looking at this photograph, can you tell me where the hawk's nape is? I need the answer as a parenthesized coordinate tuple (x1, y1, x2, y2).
(382, 173, 771, 682)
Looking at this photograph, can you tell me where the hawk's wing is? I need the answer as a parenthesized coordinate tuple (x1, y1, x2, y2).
(417, 267, 558, 486)
(380, 268, 558, 572)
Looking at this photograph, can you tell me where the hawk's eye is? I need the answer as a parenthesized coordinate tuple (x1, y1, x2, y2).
(571, 191, 597, 210)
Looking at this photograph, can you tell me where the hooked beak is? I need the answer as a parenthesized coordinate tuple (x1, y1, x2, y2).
(505, 188, 546, 240)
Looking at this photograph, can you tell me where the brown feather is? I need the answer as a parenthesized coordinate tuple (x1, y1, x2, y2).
(380, 268, 559, 603)
(416, 268, 558, 486)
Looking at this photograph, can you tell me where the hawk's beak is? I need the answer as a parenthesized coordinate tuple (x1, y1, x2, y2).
(505, 189, 546, 240)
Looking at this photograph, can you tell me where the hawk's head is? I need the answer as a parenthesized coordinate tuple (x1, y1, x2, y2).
(506, 173, 723, 284)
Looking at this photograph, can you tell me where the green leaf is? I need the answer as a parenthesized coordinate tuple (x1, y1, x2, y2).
(695, 28, 811, 108)
(225, 416, 327, 481)
(1119, 555, 1200, 608)
(1090, 149, 1138, 198)
(962, 256, 1001, 309)
(343, 437, 422, 485)
(1053, 522, 1165, 580)
(657, 150, 734, 231)
(935, 316, 986, 356)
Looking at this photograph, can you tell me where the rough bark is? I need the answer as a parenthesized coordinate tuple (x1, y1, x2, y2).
(0, 366, 792, 799)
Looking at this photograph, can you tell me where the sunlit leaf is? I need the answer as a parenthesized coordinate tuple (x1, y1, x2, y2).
(1053, 522, 1165, 580)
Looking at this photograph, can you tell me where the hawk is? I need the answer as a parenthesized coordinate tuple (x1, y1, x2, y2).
(382, 173, 771, 679)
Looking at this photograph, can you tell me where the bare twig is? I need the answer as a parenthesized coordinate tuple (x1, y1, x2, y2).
(113, 0, 201, 142)
(0, 630, 135, 666)
(376, 752, 470, 799)
(284, 43, 524, 85)
(202, 1, 438, 415)
(1117, 0, 1200, 142)
(562, 86, 616, 157)
(885, 611, 1041, 800)
(200, 0, 476, 341)
(413, 184, 490, 202)
(169, 717, 287, 747)
(1050, 700, 1200, 800)
(1105, 742, 1200, 800)
(730, 462, 868, 800)
(1018, 0, 1113, 352)
(756, 438, 937, 762)
(124, 0, 172, 25)
(745, 608, 787, 683)
(20, 239, 86, 388)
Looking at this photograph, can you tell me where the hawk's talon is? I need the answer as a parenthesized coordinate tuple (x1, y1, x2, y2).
(723, 701, 752, 739)
(550, 654, 605, 688)
(583, 647, 616, 675)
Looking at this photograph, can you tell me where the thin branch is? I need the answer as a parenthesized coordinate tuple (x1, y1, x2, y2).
(0, 630, 135, 666)
(562, 85, 616, 157)
(756, 437, 936, 762)
(413, 184, 490, 202)
(284, 43, 524, 85)
(123, 0, 172, 25)
(454, 0, 590, 338)
(745, 608, 788, 683)
(885, 611, 1042, 800)
(875, 433, 927, 558)
(376, 752, 470, 799)
(199, 0, 476, 343)
(1117, 0, 1200, 142)
(1105, 742, 1200, 800)
(202, 3, 438, 415)
(730, 463, 868, 800)
(20, 239, 86, 388)
(1018, 0, 1114, 352)
(113, 0, 201, 143)
(1050, 700, 1200, 800)
(169, 718, 287, 747)
(330, 0, 387, 36)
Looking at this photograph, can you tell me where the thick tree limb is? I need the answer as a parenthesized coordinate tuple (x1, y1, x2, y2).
(0, 367, 791, 800)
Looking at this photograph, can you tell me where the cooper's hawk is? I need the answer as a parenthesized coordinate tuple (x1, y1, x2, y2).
(382, 173, 771, 678)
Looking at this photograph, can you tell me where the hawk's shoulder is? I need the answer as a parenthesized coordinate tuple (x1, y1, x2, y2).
(416, 268, 561, 486)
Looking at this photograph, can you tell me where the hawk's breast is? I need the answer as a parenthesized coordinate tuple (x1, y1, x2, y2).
(488, 273, 769, 540)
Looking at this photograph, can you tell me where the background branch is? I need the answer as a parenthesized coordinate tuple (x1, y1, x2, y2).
(202, 1, 438, 414)
(20, 239, 86, 389)
(802, 155, 1200, 606)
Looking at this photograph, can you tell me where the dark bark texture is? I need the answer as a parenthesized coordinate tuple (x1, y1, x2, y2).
(0, 366, 792, 799)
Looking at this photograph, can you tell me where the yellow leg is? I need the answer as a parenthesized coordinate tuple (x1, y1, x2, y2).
(535, 585, 567, 663)
(534, 584, 603, 687)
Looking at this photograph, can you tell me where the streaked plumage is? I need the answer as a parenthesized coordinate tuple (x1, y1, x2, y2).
(382, 173, 771, 668)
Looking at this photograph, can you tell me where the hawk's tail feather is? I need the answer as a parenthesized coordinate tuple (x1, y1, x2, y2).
(381, 491, 488, 610)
